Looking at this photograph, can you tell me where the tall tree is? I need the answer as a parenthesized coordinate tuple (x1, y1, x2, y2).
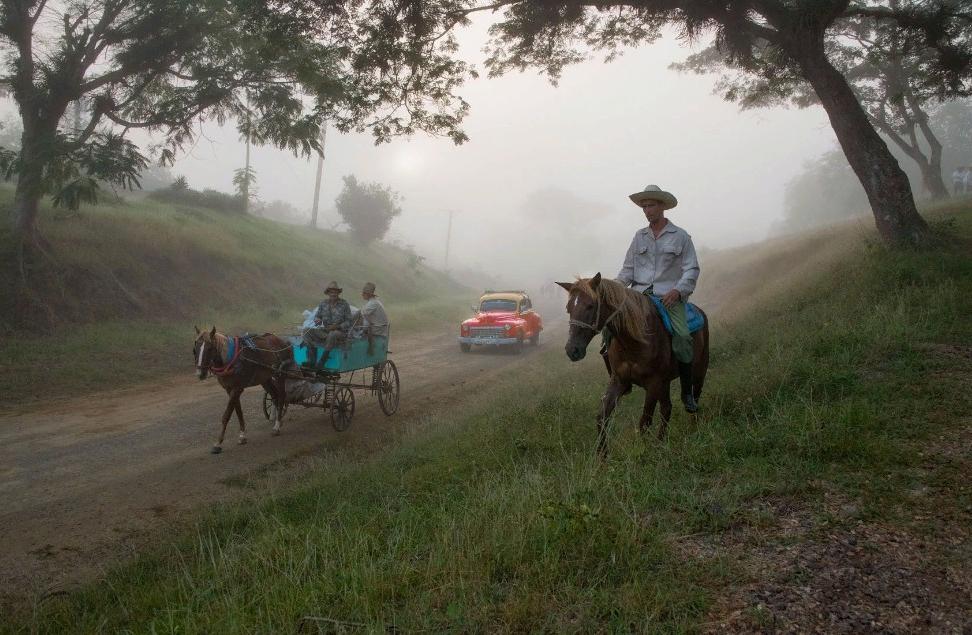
(0, 0, 471, 264)
(837, 11, 958, 200)
(369, 0, 971, 245)
(334, 174, 402, 244)
(677, 2, 968, 201)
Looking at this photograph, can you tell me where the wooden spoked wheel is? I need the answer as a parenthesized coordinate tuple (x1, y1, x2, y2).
(330, 386, 355, 431)
(262, 390, 287, 421)
(377, 360, 400, 416)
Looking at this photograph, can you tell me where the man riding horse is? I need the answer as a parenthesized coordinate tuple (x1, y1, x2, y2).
(612, 184, 700, 413)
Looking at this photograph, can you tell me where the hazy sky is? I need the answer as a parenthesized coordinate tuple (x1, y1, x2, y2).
(170, 18, 838, 283)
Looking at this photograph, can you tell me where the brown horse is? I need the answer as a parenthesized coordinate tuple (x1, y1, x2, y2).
(557, 274, 709, 456)
(193, 326, 292, 454)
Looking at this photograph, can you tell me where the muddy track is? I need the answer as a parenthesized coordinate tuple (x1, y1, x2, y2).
(0, 316, 567, 604)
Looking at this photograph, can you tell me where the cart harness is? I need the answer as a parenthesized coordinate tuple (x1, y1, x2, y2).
(209, 336, 244, 376)
(207, 335, 295, 377)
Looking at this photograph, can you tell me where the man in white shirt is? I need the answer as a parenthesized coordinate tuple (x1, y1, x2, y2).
(616, 185, 701, 412)
(360, 282, 389, 341)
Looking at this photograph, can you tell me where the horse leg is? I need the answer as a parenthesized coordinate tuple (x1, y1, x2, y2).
(234, 392, 247, 445)
(638, 391, 658, 435)
(658, 381, 673, 440)
(596, 379, 628, 458)
(212, 388, 239, 454)
(693, 372, 705, 405)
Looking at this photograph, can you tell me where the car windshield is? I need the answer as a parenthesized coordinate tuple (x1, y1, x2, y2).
(480, 299, 517, 313)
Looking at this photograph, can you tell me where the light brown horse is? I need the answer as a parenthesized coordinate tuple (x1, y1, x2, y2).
(557, 274, 709, 456)
(193, 326, 292, 454)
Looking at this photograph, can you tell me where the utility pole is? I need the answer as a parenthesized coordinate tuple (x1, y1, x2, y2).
(310, 125, 327, 228)
(444, 209, 454, 273)
(242, 133, 251, 213)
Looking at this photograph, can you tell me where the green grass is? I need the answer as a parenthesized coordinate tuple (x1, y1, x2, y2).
(7, 204, 972, 632)
(0, 189, 473, 408)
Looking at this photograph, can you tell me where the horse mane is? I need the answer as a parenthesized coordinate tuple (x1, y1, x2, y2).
(574, 277, 655, 343)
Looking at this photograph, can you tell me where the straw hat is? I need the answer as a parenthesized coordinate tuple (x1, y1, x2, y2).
(629, 184, 678, 210)
(325, 281, 343, 293)
(362, 282, 377, 296)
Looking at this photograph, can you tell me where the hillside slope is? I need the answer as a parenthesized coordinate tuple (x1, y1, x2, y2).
(10, 200, 970, 631)
(0, 190, 472, 407)
(0, 189, 465, 330)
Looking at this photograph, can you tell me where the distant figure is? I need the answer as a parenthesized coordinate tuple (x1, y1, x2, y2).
(953, 167, 966, 195)
(360, 282, 389, 338)
(964, 167, 972, 195)
(615, 185, 701, 412)
(303, 281, 351, 366)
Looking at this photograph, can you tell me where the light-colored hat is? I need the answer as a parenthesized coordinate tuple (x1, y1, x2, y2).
(362, 282, 377, 296)
(629, 185, 678, 210)
(325, 281, 343, 293)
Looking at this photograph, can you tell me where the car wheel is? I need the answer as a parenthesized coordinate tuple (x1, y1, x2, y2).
(512, 337, 524, 354)
(529, 332, 540, 346)
(460, 343, 471, 353)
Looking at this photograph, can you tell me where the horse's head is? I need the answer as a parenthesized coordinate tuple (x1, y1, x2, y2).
(556, 273, 604, 362)
(193, 325, 219, 380)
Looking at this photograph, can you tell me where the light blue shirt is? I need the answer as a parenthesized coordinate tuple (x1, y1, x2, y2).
(616, 220, 700, 300)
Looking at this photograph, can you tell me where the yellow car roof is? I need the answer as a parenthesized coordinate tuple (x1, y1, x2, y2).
(479, 292, 526, 302)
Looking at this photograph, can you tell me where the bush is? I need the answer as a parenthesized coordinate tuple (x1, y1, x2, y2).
(148, 177, 244, 213)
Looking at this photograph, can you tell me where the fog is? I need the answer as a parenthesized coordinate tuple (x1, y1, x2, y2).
(63, 18, 846, 287)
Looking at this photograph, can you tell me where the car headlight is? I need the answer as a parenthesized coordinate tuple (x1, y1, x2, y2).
(504, 324, 511, 331)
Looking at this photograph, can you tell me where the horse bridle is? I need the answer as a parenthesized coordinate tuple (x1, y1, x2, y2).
(569, 292, 627, 333)
(195, 339, 223, 373)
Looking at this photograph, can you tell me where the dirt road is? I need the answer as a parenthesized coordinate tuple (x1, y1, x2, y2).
(0, 318, 567, 603)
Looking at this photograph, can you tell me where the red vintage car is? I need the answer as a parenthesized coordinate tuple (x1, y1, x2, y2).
(459, 290, 543, 353)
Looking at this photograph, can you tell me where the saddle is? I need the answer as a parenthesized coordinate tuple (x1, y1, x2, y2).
(647, 296, 705, 335)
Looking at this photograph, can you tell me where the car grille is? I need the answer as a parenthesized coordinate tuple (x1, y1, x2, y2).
(470, 326, 505, 338)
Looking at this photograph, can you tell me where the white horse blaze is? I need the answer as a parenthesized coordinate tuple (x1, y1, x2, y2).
(197, 342, 206, 368)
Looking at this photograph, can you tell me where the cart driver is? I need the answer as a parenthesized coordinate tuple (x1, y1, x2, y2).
(302, 281, 352, 366)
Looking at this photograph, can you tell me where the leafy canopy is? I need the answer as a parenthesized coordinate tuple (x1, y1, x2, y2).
(335, 174, 402, 244)
(0, 0, 476, 209)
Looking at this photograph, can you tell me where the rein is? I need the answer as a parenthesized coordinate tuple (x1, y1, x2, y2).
(198, 333, 294, 378)
(569, 293, 627, 334)
(209, 336, 243, 376)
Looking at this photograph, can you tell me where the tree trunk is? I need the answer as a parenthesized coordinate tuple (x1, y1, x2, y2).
(918, 157, 950, 200)
(899, 70, 950, 200)
(913, 106, 949, 200)
(796, 46, 929, 245)
(12, 123, 50, 247)
(875, 118, 951, 201)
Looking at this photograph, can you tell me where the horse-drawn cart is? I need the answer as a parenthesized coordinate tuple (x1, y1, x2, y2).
(261, 335, 399, 431)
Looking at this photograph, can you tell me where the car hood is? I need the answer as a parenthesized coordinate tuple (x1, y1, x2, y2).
(462, 312, 521, 326)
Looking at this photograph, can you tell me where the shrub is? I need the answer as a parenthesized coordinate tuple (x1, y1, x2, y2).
(148, 178, 244, 213)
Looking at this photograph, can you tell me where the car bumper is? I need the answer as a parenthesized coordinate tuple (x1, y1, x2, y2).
(459, 336, 520, 346)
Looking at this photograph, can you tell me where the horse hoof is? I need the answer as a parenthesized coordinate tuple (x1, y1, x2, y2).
(210, 445, 222, 454)
(271, 429, 281, 437)
(238, 437, 247, 445)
